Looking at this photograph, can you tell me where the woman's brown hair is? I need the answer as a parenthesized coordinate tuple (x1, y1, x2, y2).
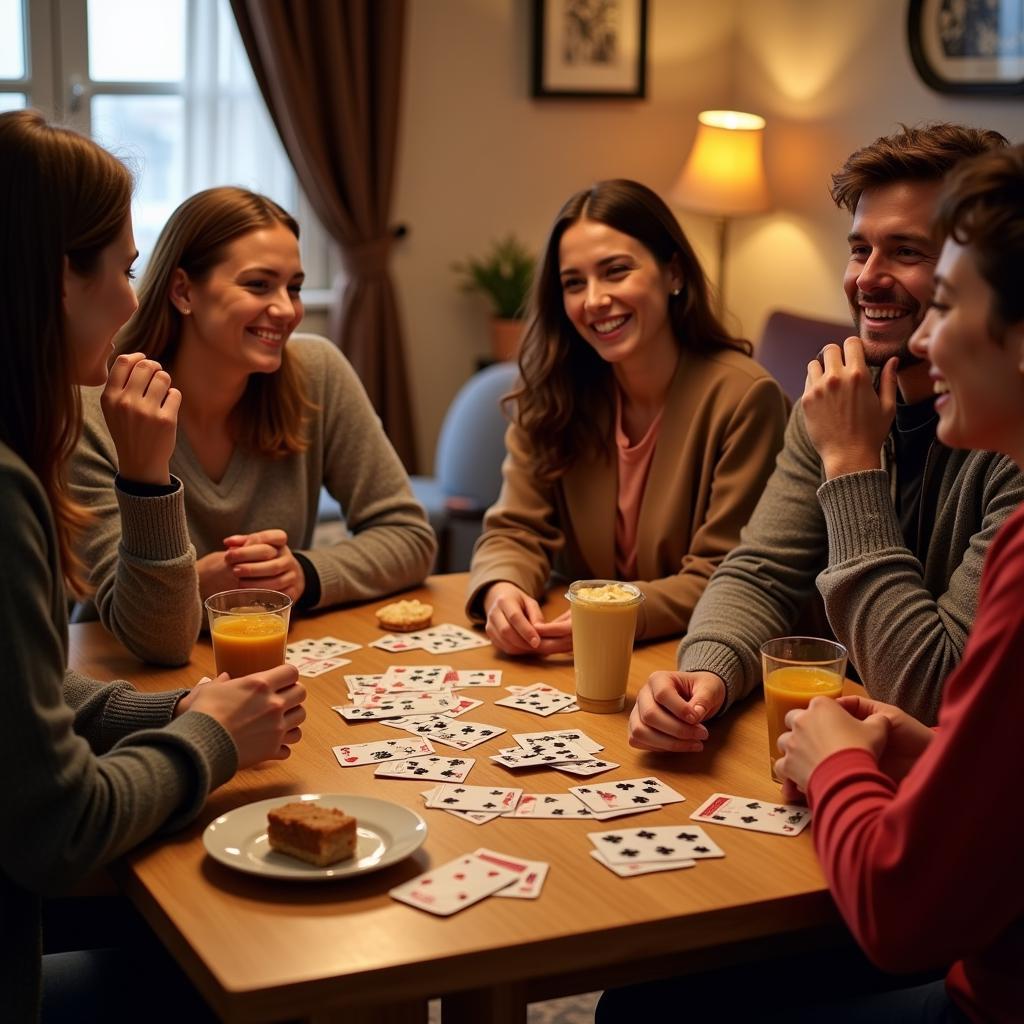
(512, 178, 747, 482)
(0, 109, 132, 593)
(934, 144, 1024, 338)
(117, 186, 315, 457)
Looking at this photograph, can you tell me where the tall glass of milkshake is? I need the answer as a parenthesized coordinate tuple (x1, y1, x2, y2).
(566, 580, 645, 713)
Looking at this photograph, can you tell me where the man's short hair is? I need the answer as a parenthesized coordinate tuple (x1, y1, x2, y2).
(830, 123, 1008, 213)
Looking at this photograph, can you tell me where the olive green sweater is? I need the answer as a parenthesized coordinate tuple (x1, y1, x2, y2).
(71, 335, 436, 665)
(678, 399, 1024, 724)
(0, 442, 236, 1022)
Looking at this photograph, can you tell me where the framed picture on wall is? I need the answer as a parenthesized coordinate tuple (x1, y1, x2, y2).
(531, 0, 648, 99)
(908, 0, 1024, 94)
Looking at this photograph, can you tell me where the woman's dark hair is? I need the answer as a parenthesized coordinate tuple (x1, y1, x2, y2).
(933, 143, 1024, 337)
(511, 178, 745, 481)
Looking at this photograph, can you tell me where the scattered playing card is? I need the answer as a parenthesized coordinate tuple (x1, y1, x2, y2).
(570, 778, 686, 813)
(344, 673, 385, 690)
(587, 825, 725, 865)
(512, 793, 596, 819)
(690, 793, 812, 836)
(331, 737, 434, 767)
(552, 758, 620, 777)
(589, 849, 696, 877)
(494, 684, 576, 717)
(490, 740, 591, 769)
(370, 634, 423, 653)
(306, 635, 361, 657)
(420, 787, 503, 825)
(452, 669, 502, 688)
(380, 664, 456, 691)
(442, 696, 484, 718)
(332, 690, 460, 721)
(297, 656, 350, 677)
(388, 853, 523, 916)
(513, 729, 602, 754)
(474, 848, 549, 899)
(416, 624, 490, 653)
(398, 717, 507, 750)
(374, 754, 475, 783)
(426, 784, 522, 813)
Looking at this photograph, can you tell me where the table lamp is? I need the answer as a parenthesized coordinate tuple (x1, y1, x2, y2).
(671, 110, 770, 315)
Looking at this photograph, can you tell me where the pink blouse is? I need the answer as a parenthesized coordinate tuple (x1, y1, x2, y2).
(614, 392, 664, 580)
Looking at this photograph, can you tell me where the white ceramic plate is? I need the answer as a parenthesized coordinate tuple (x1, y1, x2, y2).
(203, 793, 428, 881)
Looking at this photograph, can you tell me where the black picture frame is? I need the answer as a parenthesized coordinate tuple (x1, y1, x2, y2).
(531, 0, 648, 99)
(908, 0, 1024, 94)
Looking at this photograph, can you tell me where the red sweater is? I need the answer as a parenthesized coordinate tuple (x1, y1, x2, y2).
(808, 503, 1024, 1023)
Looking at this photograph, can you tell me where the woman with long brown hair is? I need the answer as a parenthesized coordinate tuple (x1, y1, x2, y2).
(467, 179, 788, 654)
(72, 186, 436, 665)
(0, 110, 305, 1020)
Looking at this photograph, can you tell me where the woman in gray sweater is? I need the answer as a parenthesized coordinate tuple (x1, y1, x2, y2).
(71, 187, 436, 666)
(0, 110, 307, 1022)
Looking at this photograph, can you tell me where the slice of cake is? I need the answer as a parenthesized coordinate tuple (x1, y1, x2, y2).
(375, 599, 433, 632)
(267, 802, 357, 867)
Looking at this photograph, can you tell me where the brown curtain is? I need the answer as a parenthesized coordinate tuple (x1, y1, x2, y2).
(230, 0, 416, 470)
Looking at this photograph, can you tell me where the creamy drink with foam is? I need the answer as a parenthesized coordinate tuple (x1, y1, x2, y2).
(566, 580, 645, 713)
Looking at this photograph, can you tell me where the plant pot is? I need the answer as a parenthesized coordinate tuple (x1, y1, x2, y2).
(490, 318, 524, 363)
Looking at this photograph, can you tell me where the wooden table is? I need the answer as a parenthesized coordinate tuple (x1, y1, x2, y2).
(68, 574, 847, 1023)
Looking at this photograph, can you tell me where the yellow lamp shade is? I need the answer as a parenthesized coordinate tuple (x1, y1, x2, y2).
(672, 110, 770, 218)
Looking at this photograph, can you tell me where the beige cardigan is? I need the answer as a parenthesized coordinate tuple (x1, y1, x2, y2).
(466, 346, 789, 641)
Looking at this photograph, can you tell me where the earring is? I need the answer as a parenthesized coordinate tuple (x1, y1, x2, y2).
(671, 288, 682, 297)
(181, 306, 191, 315)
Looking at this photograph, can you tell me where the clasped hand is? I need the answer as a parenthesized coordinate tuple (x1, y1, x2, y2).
(198, 528, 306, 603)
(627, 671, 727, 753)
(483, 582, 572, 656)
(802, 338, 898, 480)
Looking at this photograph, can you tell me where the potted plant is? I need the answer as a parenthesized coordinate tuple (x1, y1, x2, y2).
(452, 234, 535, 361)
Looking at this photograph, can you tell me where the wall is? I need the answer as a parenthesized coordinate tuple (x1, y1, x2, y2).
(386, 0, 1023, 472)
(392, 0, 738, 471)
(729, 0, 1024, 341)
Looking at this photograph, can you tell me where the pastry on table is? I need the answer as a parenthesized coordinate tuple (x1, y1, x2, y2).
(374, 599, 433, 632)
(267, 802, 357, 866)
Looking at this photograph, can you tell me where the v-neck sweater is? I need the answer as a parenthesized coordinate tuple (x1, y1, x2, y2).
(72, 336, 436, 665)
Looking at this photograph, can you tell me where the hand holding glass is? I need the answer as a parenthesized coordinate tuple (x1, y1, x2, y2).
(762, 637, 847, 782)
(205, 589, 292, 677)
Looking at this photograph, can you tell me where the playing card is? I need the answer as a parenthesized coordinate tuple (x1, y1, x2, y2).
(374, 754, 475, 782)
(297, 657, 350, 677)
(452, 669, 502, 688)
(442, 696, 484, 718)
(332, 690, 460, 721)
(343, 673, 385, 690)
(306, 635, 361, 657)
(474, 848, 549, 899)
(420, 788, 504, 825)
(690, 793, 812, 836)
(331, 737, 434, 767)
(587, 825, 725, 865)
(414, 624, 490, 653)
(370, 633, 423, 653)
(552, 758, 620, 777)
(380, 664, 456, 691)
(399, 717, 507, 750)
(511, 793, 596, 819)
(589, 849, 696, 877)
(490, 740, 591, 769)
(570, 777, 686, 813)
(513, 729, 602, 753)
(388, 853, 522, 916)
(494, 684, 576, 717)
(426, 784, 522, 813)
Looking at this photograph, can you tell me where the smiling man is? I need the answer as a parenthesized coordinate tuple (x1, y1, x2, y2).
(628, 123, 1024, 750)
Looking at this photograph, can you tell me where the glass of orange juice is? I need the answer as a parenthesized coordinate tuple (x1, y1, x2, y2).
(205, 589, 292, 677)
(761, 636, 847, 782)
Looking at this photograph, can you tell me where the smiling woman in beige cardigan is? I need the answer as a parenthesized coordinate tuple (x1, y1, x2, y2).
(466, 179, 788, 656)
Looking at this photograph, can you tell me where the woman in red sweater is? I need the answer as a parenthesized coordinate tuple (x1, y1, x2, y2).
(775, 144, 1024, 1022)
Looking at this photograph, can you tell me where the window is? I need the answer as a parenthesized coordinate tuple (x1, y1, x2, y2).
(2, 0, 337, 303)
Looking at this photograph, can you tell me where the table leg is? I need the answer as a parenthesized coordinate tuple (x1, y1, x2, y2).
(441, 983, 527, 1024)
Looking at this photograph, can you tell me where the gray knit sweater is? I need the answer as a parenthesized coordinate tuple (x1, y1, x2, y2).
(71, 335, 436, 665)
(678, 399, 1024, 724)
(0, 442, 237, 1022)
